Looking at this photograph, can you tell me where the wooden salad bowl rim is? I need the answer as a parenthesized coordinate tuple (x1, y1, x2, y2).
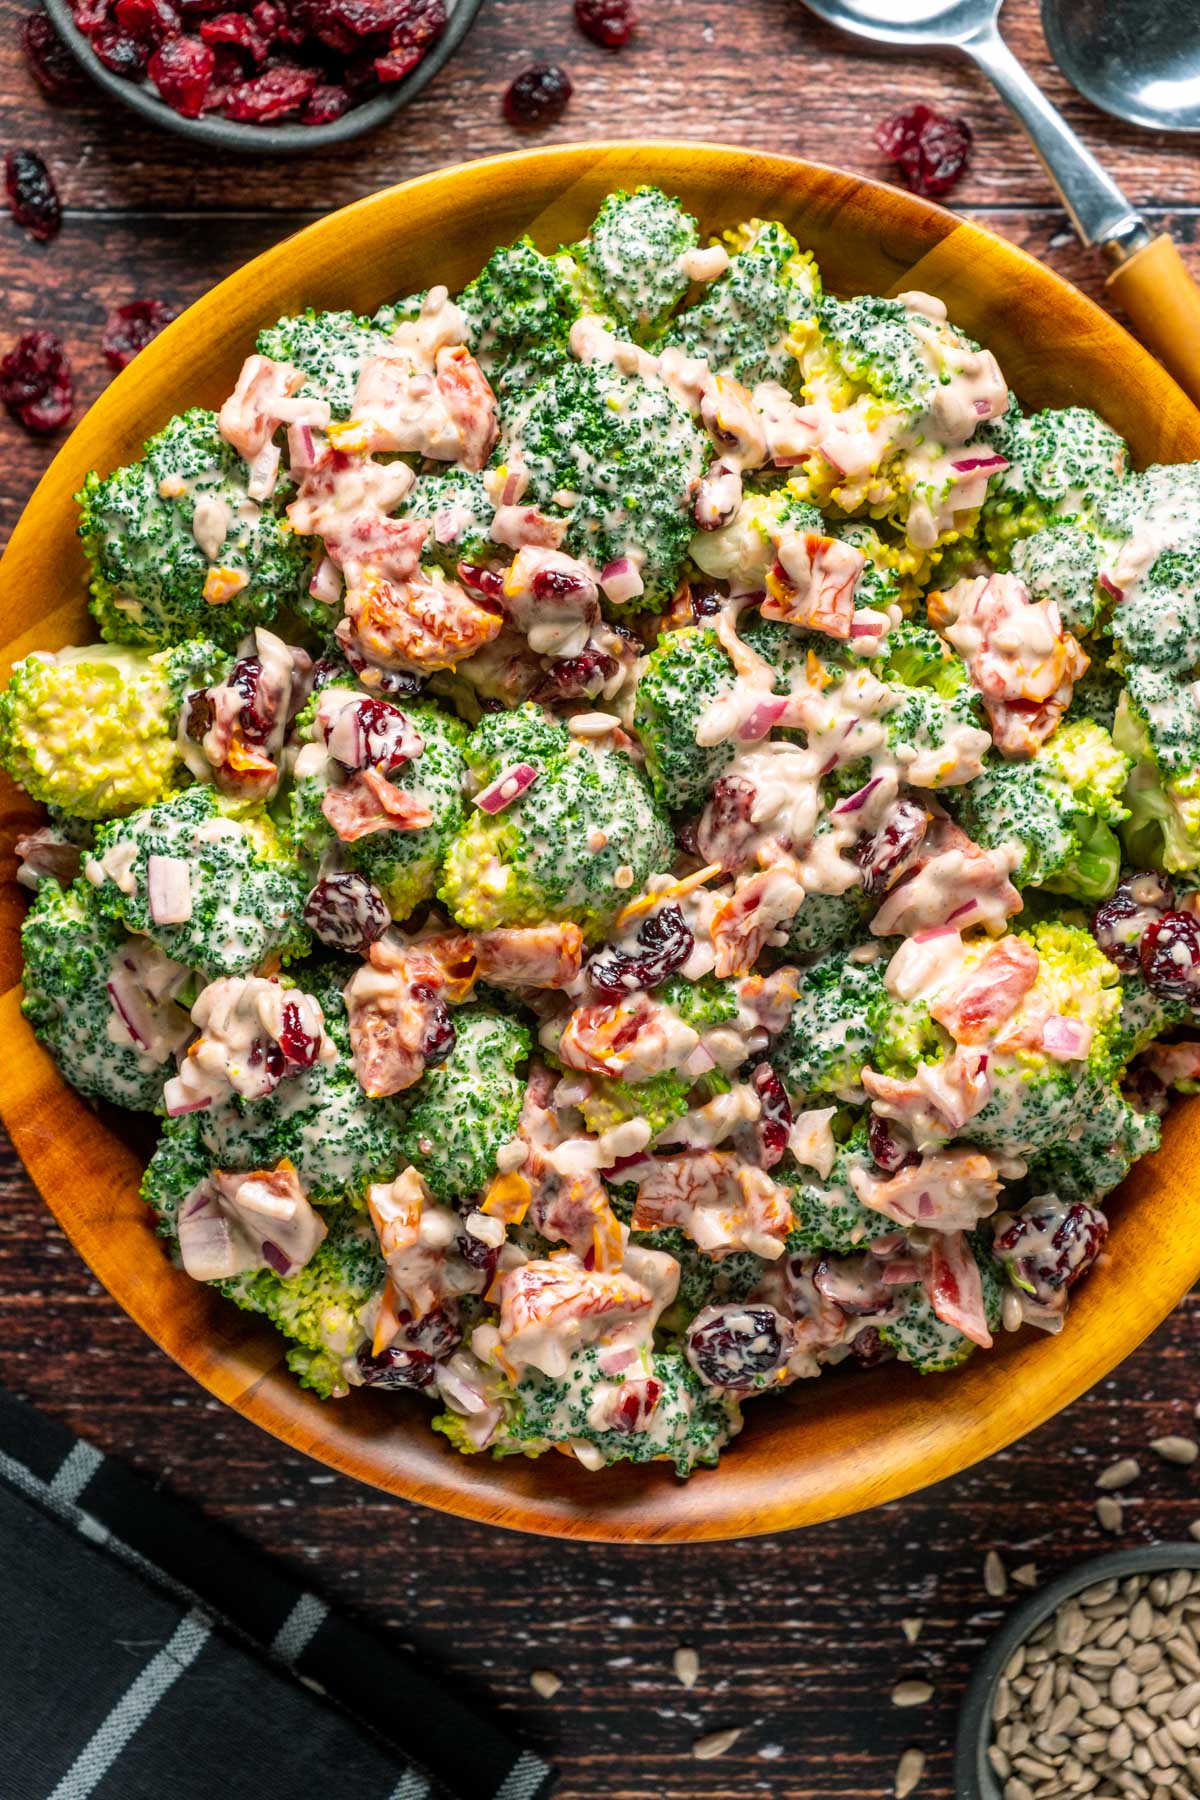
(2, 143, 1199, 1542)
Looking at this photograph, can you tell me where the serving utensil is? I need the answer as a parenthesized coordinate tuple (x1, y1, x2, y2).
(1042, 0, 1200, 135)
(795, 0, 1200, 406)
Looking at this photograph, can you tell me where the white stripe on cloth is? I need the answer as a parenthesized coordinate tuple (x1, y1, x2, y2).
(491, 1749, 549, 1800)
(270, 1591, 329, 1663)
(48, 1441, 104, 1506)
(45, 1608, 211, 1800)
(387, 1772, 431, 1800)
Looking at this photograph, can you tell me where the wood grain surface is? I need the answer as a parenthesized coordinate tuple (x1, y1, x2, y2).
(2, 1, 1200, 1793)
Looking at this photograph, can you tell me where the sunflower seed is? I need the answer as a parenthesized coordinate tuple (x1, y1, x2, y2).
(692, 1728, 740, 1760)
(530, 1668, 562, 1698)
(990, 1745, 1013, 1780)
(1032, 1667, 1056, 1714)
(1112, 1668, 1140, 1709)
(1057, 1605, 1088, 1656)
(986, 1551, 1010, 1599)
(1110, 1722, 1135, 1762)
(673, 1647, 699, 1689)
(1015, 1564, 1041, 1590)
(1168, 1637, 1200, 1675)
(1131, 1598, 1156, 1641)
(893, 1680, 934, 1708)
(894, 1746, 925, 1798)
(902, 1617, 924, 1644)
(1188, 1522, 1200, 1544)
(1168, 1680, 1200, 1720)
(1097, 1498, 1125, 1533)
(1004, 1781, 1035, 1800)
(1071, 1674, 1102, 1709)
(1130, 1643, 1164, 1674)
(1098, 1459, 1141, 1491)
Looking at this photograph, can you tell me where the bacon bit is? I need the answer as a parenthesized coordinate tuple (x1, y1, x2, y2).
(850, 1146, 1001, 1231)
(1142, 1040, 1200, 1088)
(203, 564, 249, 604)
(339, 568, 503, 675)
(345, 943, 454, 1097)
(924, 1229, 992, 1348)
(321, 769, 433, 843)
(217, 354, 310, 462)
(481, 1170, 533, 1224)
(435, 344, 499, 471)
(631, 1151, 792, 1260)
(932, 572, 1089, 758)
(712, 864, 805, 978)
(497, 1258, 657, 1379)
(762, 531, 864, 639)
(613, 862, 723, 930)
(930, 936, 1040, 1045)
(472, 923, 584, 989)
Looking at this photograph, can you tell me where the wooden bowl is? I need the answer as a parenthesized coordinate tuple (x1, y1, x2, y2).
(3, 144, 1199, 1542)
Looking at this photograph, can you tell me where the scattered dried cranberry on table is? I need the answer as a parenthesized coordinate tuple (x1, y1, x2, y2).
(20, 8, 89, 99)
(102, 300, 177, 370)
(875, 102, 972, 197)
(0, 331, 73, 435)
(574, 0, 637, 48)
(65, 0, 446, 124)
(503, 62, 572, 128)
(4, 149, 62, 243)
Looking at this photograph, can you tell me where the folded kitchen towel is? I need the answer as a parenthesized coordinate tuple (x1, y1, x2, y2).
(0, 1387, 555, 1800)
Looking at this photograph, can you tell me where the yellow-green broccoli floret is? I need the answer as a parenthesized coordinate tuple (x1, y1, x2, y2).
(21, 876, 182, 1111)
(141, 1111, 213, 1238)
(0, 639, 229, 820)
(458, 235, 580, 396)
(880, 1229, 1003, 1373)
(578, 1071, 691, 1138)
(440, 705, 672, 939)
(88, 786, 309, 977)
(980, 406, 1128, 565)
(222, 1205, 387, 1399)
(505, 358, 707, 609)
(661, 219, 821, 391)
(575, 187, 699, 339)
(1114, 674, 1200, 874)
(875, 621, 986, 784)
(78, 409, 311, 650)
(289, 700, 469, 923)
(398, 1006, 530, 1203)
(255, 308, 392, 419)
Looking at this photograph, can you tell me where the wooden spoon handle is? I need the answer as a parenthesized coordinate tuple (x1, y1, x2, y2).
(1106, 235, 1200, 412)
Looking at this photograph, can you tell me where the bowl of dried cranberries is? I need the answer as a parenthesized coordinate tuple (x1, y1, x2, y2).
(40, 0, 482, 149)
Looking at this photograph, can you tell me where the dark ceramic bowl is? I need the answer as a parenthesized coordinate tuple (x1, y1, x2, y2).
(955, 1543, 1200, 1799)
(40, 0, 483, 152)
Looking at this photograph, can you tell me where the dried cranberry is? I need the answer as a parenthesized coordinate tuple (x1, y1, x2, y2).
(531, 565, 587, 603)
(686, 1303, 792, 1392)
(688, 581, 724, 620)
(327, 696, 418, 774)
(303, 872, 389, 954)
(875, 103, 972, 198)
(224, 60, 317, 120)
(277, 999, 321, 1068)
(1140, 910, 1200, 1005)
(531, 648, 618, 703)
(91, 23, 150, 76)
(4, 149, 61, 243)
(302, 80, 351, 122)
(248, 1034, 286, 1086)
(610, 1378, 662, 1433)
(115, 0, 179, 38)
(1092, 871, 1174, 974)
(340, 639, 424, 697)
(227, 656, 273, 740)
(503, 62, 571, 129)
(416, 986, 456, 1065)
(200, 9, 270, 59)
(457, 561, 506, 602)
(184, 688, 215, 741)
(0, 330, 72, 434)
(455, 1221, 500, 1279)
(574, 0, 636, 47)
(388, 0, 443, 51)
(587, 902, 693, 998)
(102, 298, 176, 371)
(357, 1302, 461, 1388)
(851, 1326, 890, 1367)
(696, 773, 757, 872)
(993, 1201, 1108, 1309)
(855, 798, 929, 896)
(71, 0, 108, 25)
(20, 9, 88, 99)
(812, 1252, 896, 1317)
(750, 1063, 792, 1168)
(868, 1111, 918, 1174)
(148, 35, 215, 115)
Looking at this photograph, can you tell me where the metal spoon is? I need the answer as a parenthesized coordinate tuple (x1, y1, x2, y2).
(1042, 0, 1200, 135)
(794, 0, 1200, 407)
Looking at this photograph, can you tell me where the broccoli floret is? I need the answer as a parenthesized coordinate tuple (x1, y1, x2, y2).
(1110, 968, 1188, 1067)
(575, 187, 699, 339)
(688, 484, 823, 587)
(141, 1112, 212, 1239)
(1095, 460, 1200, 543)
(880, 1229, 1003, 1373)
(1114, 676, 1200, 873)
(1010, 524, 1103, 635)
(658, 970, 741, 1032)
(0, 639, 228, 819)
(952, 726, 1129, 903)
(1024, 1085, 1160, 1204)
(440, 705, 673, 940)
(396, 468, 494, 572)
(222, 1205, 386, 1398)
(1068, 655, 1124, 735)
(21, 877, 181, 1111)
(255, 308, 392, 419)
(505, 358, 707, 609)
(630, 1229, 764, 1327)
(786, 887, 873, 961)
(774, 949, 939, 1102)
(458, 236, 580, 395)
(578, 1071, 691, 1138)
(878, 622, 966, 698)
(786, 1122, 879, 1253)
(289, 701, 468, 923)
(980, 406, 1128, 564)
(78, 409, 310, 649)
(834, 523, 907, 614)
(661, 219, 821, 390)
(876, 622, 987, 787)
(811, 294, 949, 414)
(1109, 549, 1200, 677)
(398, 1006, 529, 1202)
(87, 786, 309, 977)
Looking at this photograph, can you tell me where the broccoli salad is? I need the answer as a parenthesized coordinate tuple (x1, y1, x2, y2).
(7, 186, 1200, 1480)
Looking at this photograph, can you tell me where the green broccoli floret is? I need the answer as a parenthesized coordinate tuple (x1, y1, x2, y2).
(979, 406, 1128, 564)
(1109, 549, 1200, 677)
(631, 1229, 764, 1328)
(141, 1112, 212, 1240)
(505, 358, 707, 609)
(87, 786, 309, 977)
(812, 294, 949, 414)
(255, 308, 392, 419)
(880, 1229, 1003, 1373)
(0, 639, 228, 819)
(834, 523, 906, 613)
(786, 1122, 879, 1253)
(396, 469, 494, 572)
(658, 970, 740, 1032)
(1095, 460, 1200, 542)
(773, 949, 940, 1103)
(1110, 968, 1188, 1067)
(1114, 675, 1200, 873)
(1024, 1085, 1160, 1204)
(21, 877, 183, 1111)
(878, 622, 966, 697)
(458, 236, 580, 395)
(575, 187, 699, 339)
(289, 700, 468, 923)
(1068, 655, 1124, 735)
(577, 1071, 691, 1138)
(786, 887, 873, 961)
(952, 722, 1130, 902)
(876, 621, 987, 787)
(1010, 524, 1103, 635)
(222, 1205, 386, 1398)
(440, 705, 673, 940)
(398, 1006, 529, 1202)
(78, 409, 310, 649)
(661, 219, 821, 390)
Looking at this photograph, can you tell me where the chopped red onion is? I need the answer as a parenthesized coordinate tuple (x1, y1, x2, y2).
(850, 616, 882, 638)
(246, 441, 281, 501)
(882, 1261, 922, 1285)
(950, 454, 1009, 475)
(106, 970, 155, 1050)
(287, 423, 316, 471)
(600, 556, 645, 604)
(162, 1078, 213, 1117)
(146, 854, 193, 925)
(737, 696, 790, 742)
(309, 556, 343, 606)
(944, 898, 979, 925)
(1041, 1015, 1091, 1060)
(474, 762, 539, 813)
(597, 1344, 639, 1376)
(771, 451, 811, 468)
(1099, 572, 1124, 603)
(913, 923, 960, 943)
(832, 775, 882, 816)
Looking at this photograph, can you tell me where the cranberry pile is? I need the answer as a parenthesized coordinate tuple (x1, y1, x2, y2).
(66, 0, 446, 126)
(875, 102, 972, 199)
(1092, 872, 1200, 1008)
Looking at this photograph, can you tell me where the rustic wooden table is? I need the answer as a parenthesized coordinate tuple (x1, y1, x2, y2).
(2, 2, 1199, 1794)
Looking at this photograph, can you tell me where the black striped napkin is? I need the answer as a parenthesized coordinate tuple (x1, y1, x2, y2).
(0, 1387, 555, 1800)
